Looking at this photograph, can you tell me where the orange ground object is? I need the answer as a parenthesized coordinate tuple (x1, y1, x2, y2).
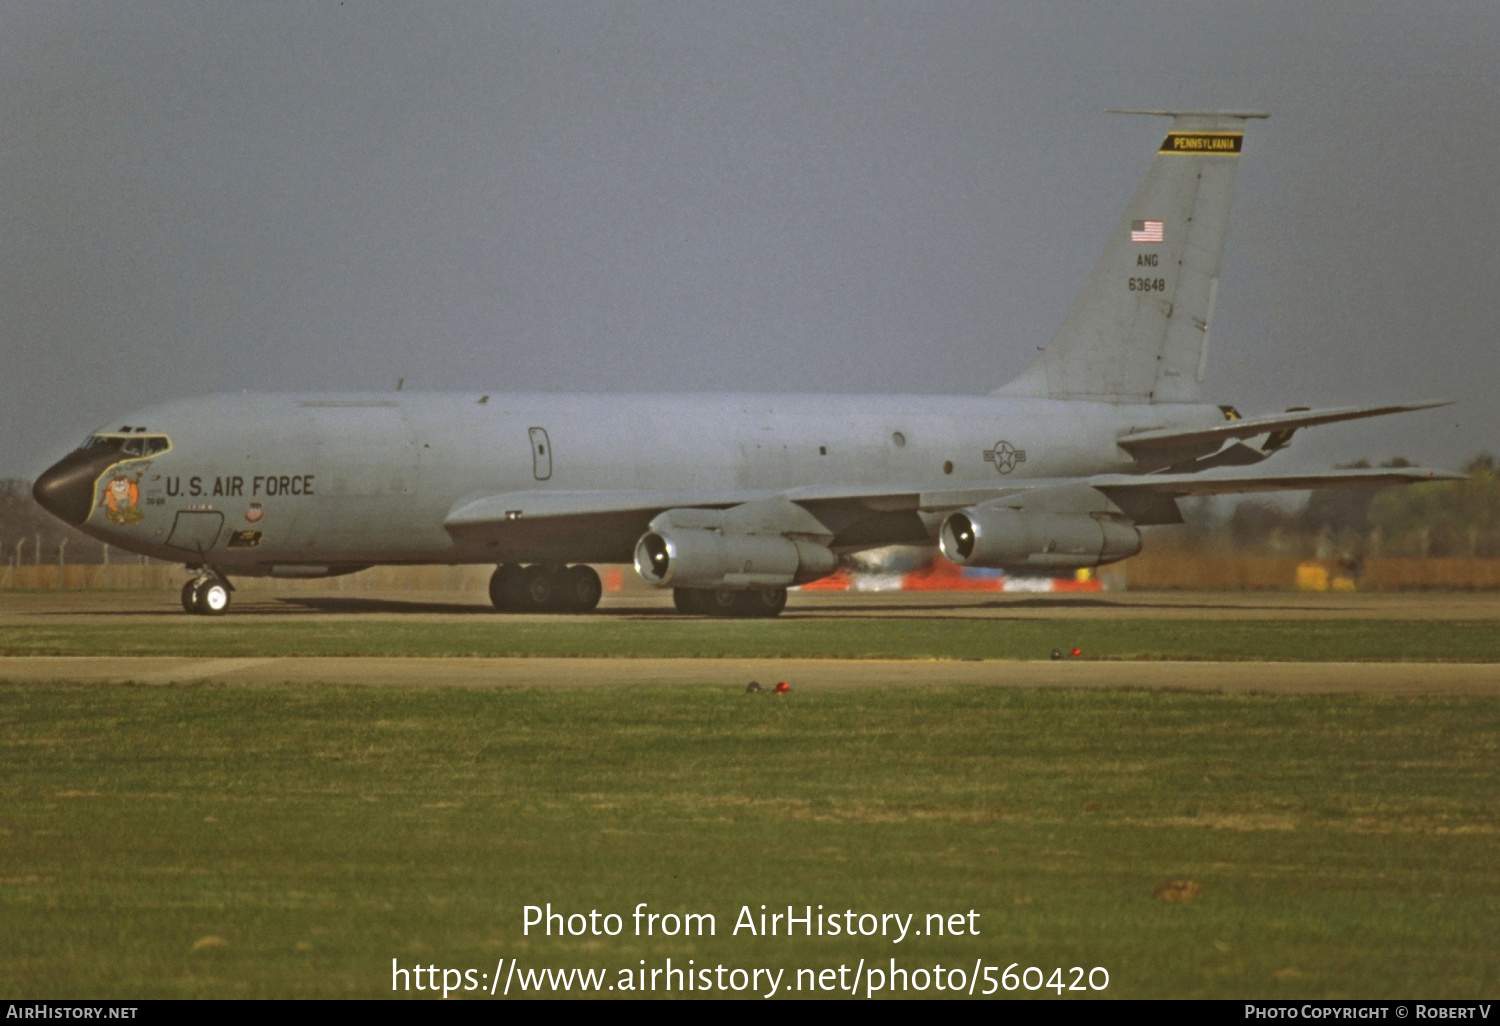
(798, 560, 1104, 593)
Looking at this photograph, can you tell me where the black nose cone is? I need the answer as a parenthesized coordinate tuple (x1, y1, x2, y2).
(33, 450, 112, 526)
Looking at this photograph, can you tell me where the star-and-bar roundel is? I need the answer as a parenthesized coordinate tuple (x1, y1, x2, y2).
(983, 440, 1026, 474)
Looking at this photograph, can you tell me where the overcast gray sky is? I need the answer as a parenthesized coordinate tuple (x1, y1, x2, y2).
(4, 1, 1497, 479)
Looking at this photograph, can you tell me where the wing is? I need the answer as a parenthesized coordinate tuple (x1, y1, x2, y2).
(443, 465, 1461, 561)
(443, 483, 1008, 562)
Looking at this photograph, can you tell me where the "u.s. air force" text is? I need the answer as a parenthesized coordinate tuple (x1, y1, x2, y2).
(165, 475, 314, 498)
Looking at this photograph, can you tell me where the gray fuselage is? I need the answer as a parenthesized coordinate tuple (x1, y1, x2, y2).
(47, 391, 1222, 574)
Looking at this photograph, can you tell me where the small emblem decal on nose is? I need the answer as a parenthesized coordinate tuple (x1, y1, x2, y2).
(244, 502, 264, 524)
(983, 441, 1026, 474)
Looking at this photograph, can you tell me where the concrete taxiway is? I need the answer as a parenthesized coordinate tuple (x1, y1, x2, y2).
(0, 655, 1496, 695)
(3, 590, 1497, 695)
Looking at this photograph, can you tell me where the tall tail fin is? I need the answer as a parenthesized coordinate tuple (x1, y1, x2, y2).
(998, 110, 1267, 404)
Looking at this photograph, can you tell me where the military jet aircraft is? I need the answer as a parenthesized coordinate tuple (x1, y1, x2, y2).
(32, 110, 1457, 616)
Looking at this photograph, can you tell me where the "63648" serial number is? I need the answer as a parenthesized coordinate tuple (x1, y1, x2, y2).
(1128, 277, 1167, 292)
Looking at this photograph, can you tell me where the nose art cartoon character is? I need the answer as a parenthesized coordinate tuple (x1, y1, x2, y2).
(101, 472, 145, 524)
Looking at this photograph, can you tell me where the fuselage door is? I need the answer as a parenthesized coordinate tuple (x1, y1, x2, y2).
(165, 510, 225, 554)
(528, 427, 552, 481)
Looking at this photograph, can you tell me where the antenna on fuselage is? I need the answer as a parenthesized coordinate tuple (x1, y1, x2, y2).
(396, 378, 404, 392)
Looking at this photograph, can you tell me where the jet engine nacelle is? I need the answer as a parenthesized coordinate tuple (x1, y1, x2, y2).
(938, 507, 1141, 570)
(634, 528, 837, 589)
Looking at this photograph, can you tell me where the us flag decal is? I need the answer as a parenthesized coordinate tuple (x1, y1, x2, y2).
(1131, 219, 1164, 243)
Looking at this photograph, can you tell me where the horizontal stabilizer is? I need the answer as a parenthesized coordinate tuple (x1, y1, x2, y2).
(1105, 109, 1271, 120)
(1091, 466, 1463, 499)
(1117, 401, 1453, 454)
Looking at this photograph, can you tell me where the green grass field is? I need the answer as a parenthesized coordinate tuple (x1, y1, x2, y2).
(1, 683, 1495, 998)
(3, 618, 1500, 661)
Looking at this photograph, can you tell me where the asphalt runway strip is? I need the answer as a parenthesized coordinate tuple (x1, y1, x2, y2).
(1, 656, 1498, 694)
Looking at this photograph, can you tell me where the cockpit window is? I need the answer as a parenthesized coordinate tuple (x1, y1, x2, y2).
(80, 433, 171, 457)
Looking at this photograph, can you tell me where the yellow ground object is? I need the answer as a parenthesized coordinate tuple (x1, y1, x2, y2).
(1296, 562, 1358, 592)
(1297, 562, 1329, 591)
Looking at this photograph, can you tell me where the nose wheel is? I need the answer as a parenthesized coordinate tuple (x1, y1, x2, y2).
(182, 573, 232, 616)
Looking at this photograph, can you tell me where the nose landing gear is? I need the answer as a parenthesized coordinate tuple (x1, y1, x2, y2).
(182, 572, 232, 616)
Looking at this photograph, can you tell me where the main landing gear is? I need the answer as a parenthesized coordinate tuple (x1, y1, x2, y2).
(489, 564, 603, 613)
(181, 572, 232, 616)
(673, 587, 787, 618)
